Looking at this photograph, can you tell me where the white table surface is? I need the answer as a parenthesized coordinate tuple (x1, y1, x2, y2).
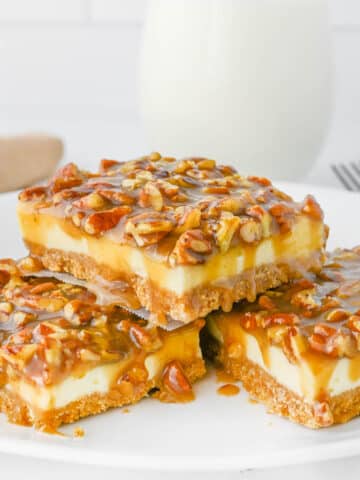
(1, 114, 359, 479)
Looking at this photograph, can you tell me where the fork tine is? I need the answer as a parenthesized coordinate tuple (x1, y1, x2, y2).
(331, 164, 355, 191)
(343, 163, 360, 190)
(350, 162, 360, 178)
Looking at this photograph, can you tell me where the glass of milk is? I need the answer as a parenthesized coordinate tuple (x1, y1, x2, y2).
(139, 0, 332, 180)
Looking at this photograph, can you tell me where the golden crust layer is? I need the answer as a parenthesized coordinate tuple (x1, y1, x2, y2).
(219, 353, 360, 429)
(25, 241, 320, 323)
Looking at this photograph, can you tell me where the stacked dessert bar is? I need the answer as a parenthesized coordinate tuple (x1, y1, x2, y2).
(3, 152, 356, 430)
(204, 247, 360, 428)
(0, 257, 204, 431)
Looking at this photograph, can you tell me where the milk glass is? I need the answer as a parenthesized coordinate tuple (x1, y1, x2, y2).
(139, 0, 332, 180)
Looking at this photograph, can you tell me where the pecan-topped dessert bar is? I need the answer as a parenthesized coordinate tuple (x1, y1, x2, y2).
(17, 153, 327, 325)
(204, 247, 360, 428)
(0, 257, 205, 432)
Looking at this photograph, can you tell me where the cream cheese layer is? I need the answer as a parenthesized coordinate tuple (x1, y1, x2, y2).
(208, 317, 360, 402)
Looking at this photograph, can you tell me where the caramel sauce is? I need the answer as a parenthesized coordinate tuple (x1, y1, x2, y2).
(301, 351, 338, 400)
(73, 427, 85, 438)
(348, 355, 360, 382)
(19, 155, 321, 269)
(217, 384, 240, 396)
(272, 231, 287, 259)
(216, 368, 237, 383)
(0, 261, 203, 406)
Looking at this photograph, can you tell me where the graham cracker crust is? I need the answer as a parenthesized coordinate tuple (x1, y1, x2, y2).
(218, 352, 360, 428)
(0, 359, 205, 432)
(25, 241, 319, 324)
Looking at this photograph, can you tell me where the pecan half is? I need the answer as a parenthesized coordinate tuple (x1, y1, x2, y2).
(50, 163, 83, 193)
(18, 186, 47, 202)
(97, 189, 135, 206)
(170, 229, 212, 265)
(99, 159, 121, 173)
(215, 212, 241, 253)
(138, 182, 164, 211)
(125, 212, 174, 247)
(239, 218, 262, 243)
(162, 360, 192, 395)
(84, 206, 132, 235)
(72, 192, 108, 211)
(268, 202, 295, 233)
(301, 195, 323, 221)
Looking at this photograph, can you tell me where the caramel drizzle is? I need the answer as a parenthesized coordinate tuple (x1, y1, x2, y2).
(0, 260, 196, 395)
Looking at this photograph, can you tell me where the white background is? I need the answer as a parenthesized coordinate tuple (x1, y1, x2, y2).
(1, 0, 360, 187)
(1, 1, 360, 478)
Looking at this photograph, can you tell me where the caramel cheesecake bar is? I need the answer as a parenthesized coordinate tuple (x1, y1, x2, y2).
(204, 247, 360, 428)
(18, 154, 327, 325)
(0, 257, 205, 432)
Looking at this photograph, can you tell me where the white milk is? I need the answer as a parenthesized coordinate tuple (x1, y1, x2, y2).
(139, 0, 332, 180)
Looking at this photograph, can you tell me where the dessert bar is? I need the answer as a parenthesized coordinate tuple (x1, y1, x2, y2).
(17, 154, 327, 325)
(204, 247, 360, 428)
(0, 257, 205, 431)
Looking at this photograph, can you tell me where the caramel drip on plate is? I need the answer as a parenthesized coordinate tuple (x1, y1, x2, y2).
(217, 384, 240, 396)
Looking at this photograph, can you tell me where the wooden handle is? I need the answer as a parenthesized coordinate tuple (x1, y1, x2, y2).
(0, 134, 64, 192)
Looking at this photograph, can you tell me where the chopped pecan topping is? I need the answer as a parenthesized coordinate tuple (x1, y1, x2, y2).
(138, 182, 164, 211)
(18, 186, 47, 202)
(119, 319, 162, 352)
(84, 206, 132, 235)
(18, 153, 325, 266)
(170, 230, 213, 266)
(239, 218, 262, 243)
(99, 159, 121, 173)
(18, 256, 43, 273)
(219, 248, 360, 360)
(0, 258, 202, 391)
(125, 212, 175, 247)
(72, 192, 108, 211)
(49, 163, 84, 193)
(301, 195, 323, 221)
(215, 212, 241, 253)
(162, 360, 193, 398)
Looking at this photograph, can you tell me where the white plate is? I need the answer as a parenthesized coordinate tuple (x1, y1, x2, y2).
(0, 183, 359, 473)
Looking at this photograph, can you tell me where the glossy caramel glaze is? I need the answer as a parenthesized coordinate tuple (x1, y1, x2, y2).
(0, 257, 203, 394)
(209, 247, 360, 399)
(18, 153, 325, 267)
(217, 384, 240, 396)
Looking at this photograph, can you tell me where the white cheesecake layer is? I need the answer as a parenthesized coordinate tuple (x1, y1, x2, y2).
(209, 318, 360, 402)
(18, 206, 324, 295)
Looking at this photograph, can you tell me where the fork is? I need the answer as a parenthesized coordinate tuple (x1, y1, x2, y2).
(331, 162, 360, 191)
